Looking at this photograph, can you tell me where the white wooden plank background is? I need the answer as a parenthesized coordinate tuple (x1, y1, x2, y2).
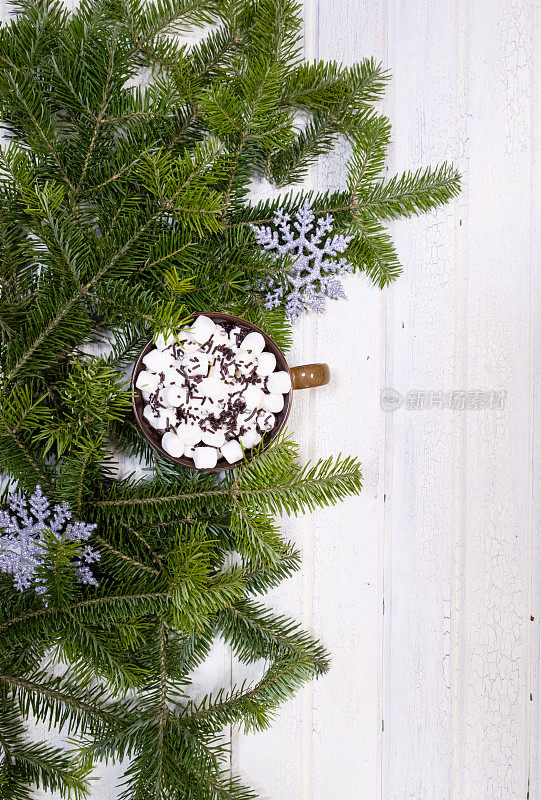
(4, 0, 539, 797)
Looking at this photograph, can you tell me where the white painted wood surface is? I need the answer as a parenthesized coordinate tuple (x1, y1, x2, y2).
(241, 0, 540, 797)
(5, 0, 539, 797)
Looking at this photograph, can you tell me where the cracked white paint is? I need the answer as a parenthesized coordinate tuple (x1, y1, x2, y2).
(4, 0, 538, 797)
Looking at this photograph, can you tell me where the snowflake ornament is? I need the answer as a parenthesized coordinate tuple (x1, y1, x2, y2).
(252, 200, 354, 320)
(0, 485, 99, 594)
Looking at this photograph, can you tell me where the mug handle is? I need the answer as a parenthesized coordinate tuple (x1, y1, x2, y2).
(290, 363, 330, 390)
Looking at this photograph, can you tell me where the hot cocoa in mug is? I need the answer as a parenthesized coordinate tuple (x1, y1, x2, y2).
(131, 312, 330, 471)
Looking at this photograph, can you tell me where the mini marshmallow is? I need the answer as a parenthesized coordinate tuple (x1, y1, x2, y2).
(220, 439, 244, 464)
(198, 375, 227, 401)
(190, 315, 216, 344)
(155, 332, 176, 350)
(208, 329, 230, 352)
(266, 370, 292, 395)
(176, 421, 203, 446)
(190, 395, 221, 419)
(224, 379, 247, 400)
(154, 387, 173, 406)
(183, 445, 197, 460)
(142, 348, 175, 374)
(243, 408, 260, 427)
(244, 385, 265, 409)
(256, 351, 276, 377)
(160, 409, 178, 429)
(182, 351, 210, 377)
(161, 366, 184, 385)
(163, 385, 186, 407)
(161, 431, 185, 458)
(143, 404, 157, 426)
(182, 405, 204, 423)
(175, 333, 200, 354)
(209, 361, 236, 383)
(240, 331, 265, 355)
(136, 370, 159, 393)
(262, 393, 285, 413)
(201, 428, 227, 448)
(193, 446, 218, 469)
(251, 376, 269, 395)
(235, 351, 258, 378)
(228, 327, 243, 348)
(239, 429, 262, 448)
(143, 405, 159, 427)
(222, 360, 238, 381)
(233, 411, 255, 436)
(142, 390, 151, 402)
(257, 411, 275, 432)
(143, 405, 176, 430)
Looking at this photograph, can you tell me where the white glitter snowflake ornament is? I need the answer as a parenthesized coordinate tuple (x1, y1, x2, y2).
(0, 485, 99, 594)
(252, 200, 354, 320)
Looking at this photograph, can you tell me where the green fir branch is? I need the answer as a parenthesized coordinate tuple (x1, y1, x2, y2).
(0, 0, 457, 795)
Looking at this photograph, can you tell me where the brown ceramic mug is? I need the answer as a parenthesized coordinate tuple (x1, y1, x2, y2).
(131, 312, 330, 472)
